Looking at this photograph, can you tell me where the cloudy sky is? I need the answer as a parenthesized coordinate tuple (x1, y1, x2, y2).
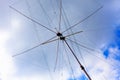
(0, 0, 120, 80)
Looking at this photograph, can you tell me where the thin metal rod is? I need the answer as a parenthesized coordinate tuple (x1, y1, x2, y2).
(64, 31, 83, 38)
(9, 6, 56, 33)
(58, 0, 62, 31)
(41, 38, 59, 45)
(42, 35, 57, 44)
(64, 40, 92, 80)
(12, 43, 43, 57)
(13, 37, 58, 57)
(62, 6, 103, 33)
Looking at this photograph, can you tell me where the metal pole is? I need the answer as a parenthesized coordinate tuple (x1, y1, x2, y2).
(64, 40, 92, 80)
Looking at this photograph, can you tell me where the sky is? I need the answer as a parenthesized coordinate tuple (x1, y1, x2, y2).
(0, 0, 120, 80)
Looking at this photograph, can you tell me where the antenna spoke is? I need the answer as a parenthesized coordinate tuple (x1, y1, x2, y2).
(64, 31, 83, 38)
(58, 0, 62, 31)
(41, 38, 59, 45)
(62, 6, 103, 33)
(12, 43, 43, 57)
(13, 36, 58, 57)
(9, 6, 56, 33)
(42, 35, 57, 44)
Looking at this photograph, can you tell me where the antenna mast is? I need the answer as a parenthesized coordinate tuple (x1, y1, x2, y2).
(57, 32, 92, 80)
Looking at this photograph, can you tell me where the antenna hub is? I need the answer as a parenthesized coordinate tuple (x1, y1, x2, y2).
(57, 32, 62, 37)
(60, 36, 65, 40)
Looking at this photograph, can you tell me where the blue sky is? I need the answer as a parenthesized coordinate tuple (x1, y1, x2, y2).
(0, 0, 120, 80)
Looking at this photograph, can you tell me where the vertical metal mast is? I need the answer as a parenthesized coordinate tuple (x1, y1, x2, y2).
(64, 40, 92, 80)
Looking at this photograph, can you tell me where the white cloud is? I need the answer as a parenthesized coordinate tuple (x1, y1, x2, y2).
(0, 0, 120, 80)
(76, 50, 118, 80)
(11, 18, 21, 29)
(0, 30, 16, 80)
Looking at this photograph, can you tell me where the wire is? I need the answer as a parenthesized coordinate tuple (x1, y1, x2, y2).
(63, 6, 92, 76)
(41, 49, 54, 80)
(67, 38, 95, 51)
(61, 5, 88, 79)
(60, 7, 77, 80)
(37, 0, 53, 27)
(62, 5, 87, 69)
(25, 0, 40, 40)
(25, 1, 54, 80)
(54, 40, 60, 72)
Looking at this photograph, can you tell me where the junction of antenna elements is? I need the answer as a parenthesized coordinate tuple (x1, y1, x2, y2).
(57, 32, 65, 40)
